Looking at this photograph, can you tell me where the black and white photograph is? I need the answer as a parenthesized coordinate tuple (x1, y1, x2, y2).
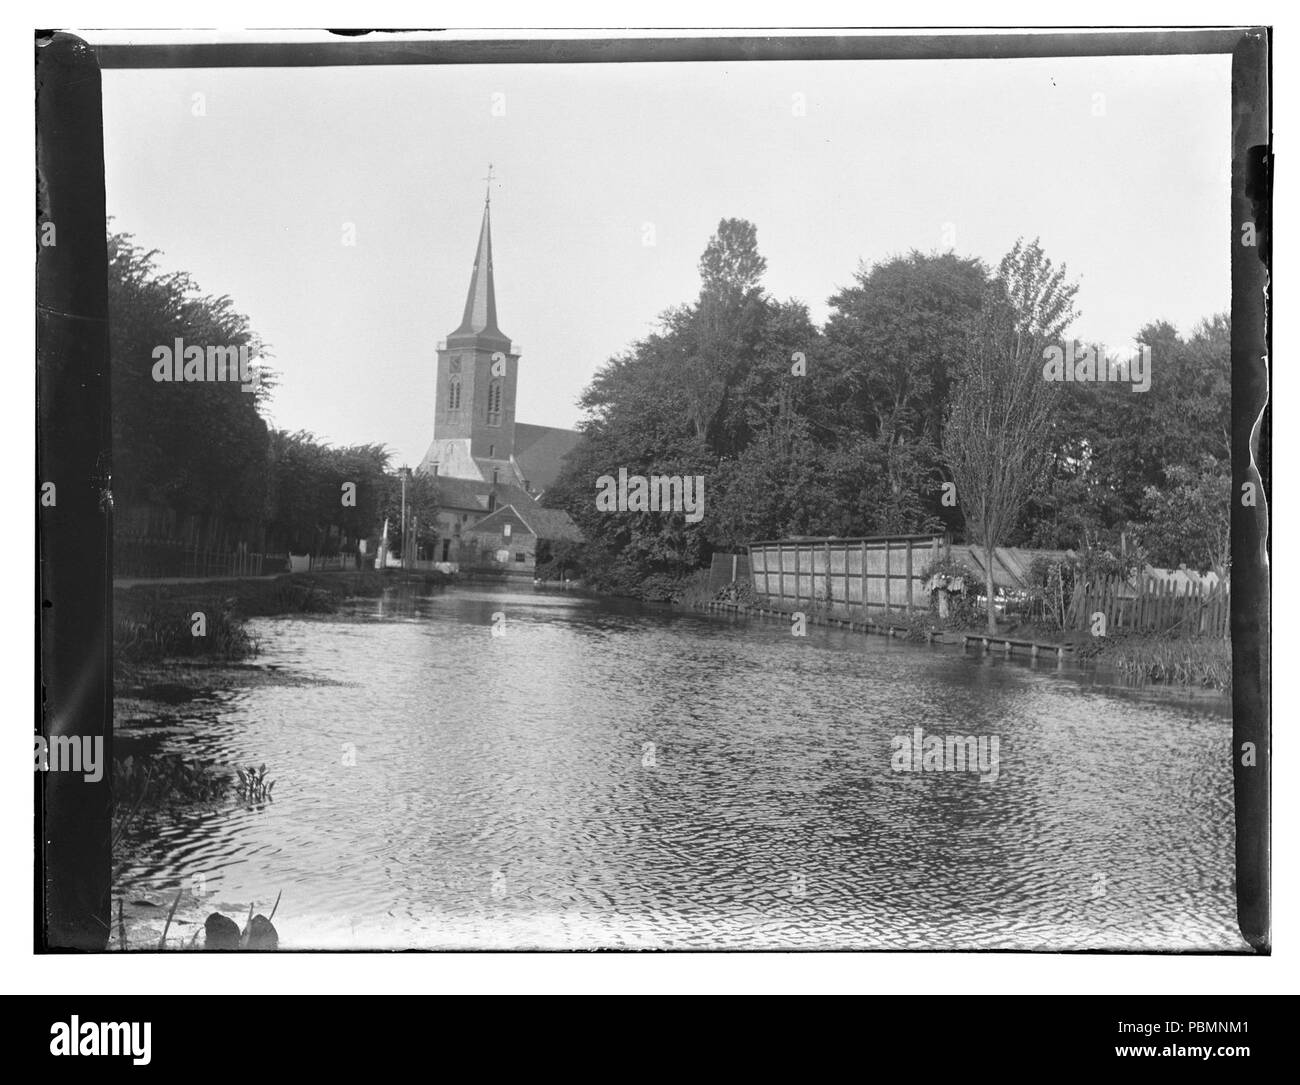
(35, 25, 1270, 962)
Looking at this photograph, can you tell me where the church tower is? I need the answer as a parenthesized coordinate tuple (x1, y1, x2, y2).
(421, 186, 520, 482)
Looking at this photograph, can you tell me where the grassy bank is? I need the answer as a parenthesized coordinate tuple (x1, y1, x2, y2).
(114, 569, 450, 669)
(687, 577, 1231, 692)
(1080, 633, 1232, 692)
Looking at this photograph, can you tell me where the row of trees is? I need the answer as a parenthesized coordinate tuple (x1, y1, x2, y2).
(108, 229, 436, 563)
(543, 219, 1231, 615)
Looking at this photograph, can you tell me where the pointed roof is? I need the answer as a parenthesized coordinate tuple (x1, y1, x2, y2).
(465, 504, 584, 543)
(448, 194, 512, 351)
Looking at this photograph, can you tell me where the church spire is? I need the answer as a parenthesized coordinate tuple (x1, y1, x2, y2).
(449, 175, 510, 349)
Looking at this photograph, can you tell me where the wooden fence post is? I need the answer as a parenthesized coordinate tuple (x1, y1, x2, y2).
(861, 540, 868, 624)
(825, 539, 832, 613)
(883, 539, 891, 615)
(906, 538, 914, 612)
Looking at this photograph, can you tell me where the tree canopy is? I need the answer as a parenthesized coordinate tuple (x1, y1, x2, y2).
(546, 219, 1231, 599)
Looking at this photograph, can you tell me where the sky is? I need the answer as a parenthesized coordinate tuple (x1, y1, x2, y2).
(99, 50, 1231, 467)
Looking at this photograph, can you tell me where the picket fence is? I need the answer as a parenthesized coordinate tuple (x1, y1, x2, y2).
(1065, 573, 1229, 637)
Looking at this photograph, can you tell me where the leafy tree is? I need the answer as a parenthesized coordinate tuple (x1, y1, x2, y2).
(1022, 315, 1230, 560)
(546, 219, 787, 588)
(942, 238, 1079, 631)
(823, 251, 987, 447)
(263, 430, 389, 556)
(107, 229, 272, 547)
(677, 218, 771, 449)
(1135, 455, 1230, 572)
(708, 424, 839, 548)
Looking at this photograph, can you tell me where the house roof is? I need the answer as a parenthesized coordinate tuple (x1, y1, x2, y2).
(465, 503, 584, 542)
(433, 475, 536, 514)
(512, 423, 581, 494)
(518, 506, 584, 542)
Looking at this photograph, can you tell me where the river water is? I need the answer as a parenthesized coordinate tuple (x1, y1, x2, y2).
(116, 584, 1245, 951)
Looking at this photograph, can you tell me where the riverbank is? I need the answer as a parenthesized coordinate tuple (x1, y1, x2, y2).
(114, 568, 451, 672)
(687, 598, 1232, 694)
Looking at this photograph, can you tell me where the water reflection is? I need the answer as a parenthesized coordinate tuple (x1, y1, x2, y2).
(116, 585, 1243, 950)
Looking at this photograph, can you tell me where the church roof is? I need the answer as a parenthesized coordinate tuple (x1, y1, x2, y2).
(448, 196, 512, 352)
(433, 475, 536, 514)
(512, 423, 582, 494)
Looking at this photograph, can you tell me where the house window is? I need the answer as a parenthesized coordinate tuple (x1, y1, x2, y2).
(448, 375, 461, 411)
(514, 552, 527, 563)
(487, 378, 502, 425)
(503, 523, 511, 538)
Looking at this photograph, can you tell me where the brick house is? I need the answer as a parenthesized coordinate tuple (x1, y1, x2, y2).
(460, 504, 583, 575)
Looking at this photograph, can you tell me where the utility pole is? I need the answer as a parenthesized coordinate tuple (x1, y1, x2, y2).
(400, 465, 409, 571)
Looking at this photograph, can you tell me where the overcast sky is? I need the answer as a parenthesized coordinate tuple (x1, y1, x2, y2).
(99, 51, 1230, 466)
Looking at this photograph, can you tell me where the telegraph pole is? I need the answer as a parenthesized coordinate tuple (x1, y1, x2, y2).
(400, 465, 409, 571)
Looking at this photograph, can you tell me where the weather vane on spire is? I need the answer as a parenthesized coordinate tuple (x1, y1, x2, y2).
(483, 163, 496, 206)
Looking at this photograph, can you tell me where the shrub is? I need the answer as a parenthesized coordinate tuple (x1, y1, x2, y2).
(713, 576, 757, 606)
(918, 557, 982, 628)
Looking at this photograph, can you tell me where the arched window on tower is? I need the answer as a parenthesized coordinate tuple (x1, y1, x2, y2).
(487, 378, 503, 426)
(448, 374, 462, 411)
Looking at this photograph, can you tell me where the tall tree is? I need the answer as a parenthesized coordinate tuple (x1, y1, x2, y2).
(107, 229, 272, 547)
(264, 430, 389, 555)
(942, 238, 1079, 631)
(823, 251, 987, 447)
(677, 218, 770, 450)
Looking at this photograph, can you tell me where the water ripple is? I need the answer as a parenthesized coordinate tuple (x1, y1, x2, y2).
(116, 588, 1243, 951)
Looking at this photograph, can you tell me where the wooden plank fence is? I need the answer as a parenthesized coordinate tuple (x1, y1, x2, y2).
(1065, 573, 1229, 637)
(747, 535, 942, 618)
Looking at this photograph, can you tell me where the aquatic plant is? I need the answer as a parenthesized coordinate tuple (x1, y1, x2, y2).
(235, 763, 275, 803)
(1093, 635, 1231, 692)
(115, 595, 258, 663)
(115, 753, 230, 810)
